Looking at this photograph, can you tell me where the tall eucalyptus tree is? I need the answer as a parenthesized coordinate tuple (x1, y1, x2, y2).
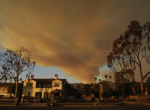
(107, 20, 150, 95)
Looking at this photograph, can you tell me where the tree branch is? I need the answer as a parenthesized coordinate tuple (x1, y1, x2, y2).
(143, 71, 150, 80)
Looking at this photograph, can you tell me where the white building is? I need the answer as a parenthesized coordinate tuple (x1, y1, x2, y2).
(22, 74, 67, 100)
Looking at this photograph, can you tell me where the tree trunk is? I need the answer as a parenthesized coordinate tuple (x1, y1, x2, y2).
(130, 60, 136, 95)
(132, 74, 136, 95)
(121, 82, 124, 97)
(9, 86, 11, 97)
(141, 78, 144, 95)
(141, 71, 150, 95)
(138, 63, 144, 95)
(15, 74, 18, 98)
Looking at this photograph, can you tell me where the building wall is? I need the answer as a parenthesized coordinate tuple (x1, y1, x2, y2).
(52, 79, 62, 90)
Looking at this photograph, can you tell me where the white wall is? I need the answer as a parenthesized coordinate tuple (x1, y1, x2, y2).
(22, 79, 63, 98)
(52, 79, 62, 90)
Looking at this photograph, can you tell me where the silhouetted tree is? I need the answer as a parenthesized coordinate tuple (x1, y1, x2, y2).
(107, 20, 150, 95)
(146, 77, 150, 87)
(91, 83, 99, 97)
(0, 68, 15, 83)
(104, 75, 108, 81)
(114, 71, 126, 97)
(0, 62, 16, 97)
(109, 76, 112, 81)
(64, 83, 78, 97)
(94, 77, 97, 83)
(0, 47, 35, 98)
(99, 81, 112, 98)
(99, 79, 101, 82)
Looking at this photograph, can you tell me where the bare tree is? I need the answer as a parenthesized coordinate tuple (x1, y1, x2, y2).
(0, 63, 16, 97)
(0, 47, 35, 98)
(0, 69, 15, 83)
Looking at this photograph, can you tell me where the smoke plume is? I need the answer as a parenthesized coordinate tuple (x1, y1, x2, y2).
(0, 0, 150, 83)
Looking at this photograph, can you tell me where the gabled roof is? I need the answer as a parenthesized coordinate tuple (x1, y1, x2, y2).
(32, 78, 66, 83)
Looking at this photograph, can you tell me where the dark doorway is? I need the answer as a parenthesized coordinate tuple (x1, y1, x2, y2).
(44, 92, 49, 99)
(54, 93, 60, 100)
(35, 92, 42, 99)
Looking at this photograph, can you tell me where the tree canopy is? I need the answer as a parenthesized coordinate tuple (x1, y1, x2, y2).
(107, 20, 150, 95)
(0, 47, 35, 98)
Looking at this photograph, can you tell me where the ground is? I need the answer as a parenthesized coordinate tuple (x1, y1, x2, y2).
(0, 106, 150, 110)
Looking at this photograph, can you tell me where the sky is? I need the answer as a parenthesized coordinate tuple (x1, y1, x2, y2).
(0, 0, 150, 83)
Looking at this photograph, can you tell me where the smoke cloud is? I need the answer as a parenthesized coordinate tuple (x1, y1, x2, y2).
(0, 0, 150, 83)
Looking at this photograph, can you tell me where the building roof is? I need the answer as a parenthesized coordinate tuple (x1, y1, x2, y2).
(0, 83, 22, 87)
(32, 78, 66, 83)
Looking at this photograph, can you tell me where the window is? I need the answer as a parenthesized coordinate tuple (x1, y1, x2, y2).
(26, 82, 33, 87)
(43, 84, 46, 88)
(35, 92, 42, 98)
(54, 82, 59, 87)
(36, 83, 42, 88)
(47, 84, 51, 88)
(43, 84, 51, 88)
